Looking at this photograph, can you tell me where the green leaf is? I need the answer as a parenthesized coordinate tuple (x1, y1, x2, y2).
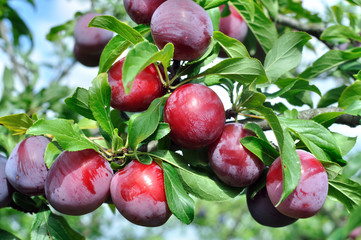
(98, 35, 131, 74)
(163, 162, 195, 225)
(31, 208, 85, 240)
(65, 87, 94, 120)
(312, 112, 345, 128)
(98, 26, 151, 74)
(339, 80, 361, 109)
(88, 73, 114, 140)
(213, 31, 250, 58)
(27, 119, 98, 152)
(44, 141, 62, 169)
(202, 0, 228, 9)
(264, 32, 311, 82)
(243, 122, 268, 142)
(241, 136, 279, 166)
(198, 58, 268, 84)
(260, 0, 279, 20)
(0, 229, 20, 240)
(346, 0, 361, 6)
(122, 41, 173, 94)
(328, 174, 361, 212)
(281, 118, 345, 166)
(299, 48, 361, 79)
(207, 7, 220, 32)
(254, 106, 301, 205)
(112, 129, 123, 152)
(240, 82, 266, 108)
(0, 113, 33, 135)
(150, 150, 243, 201)
(331, 6, 343, 25)
(127, 95, 168, 151)
(321, 25, 361, 42)
(317, 85, 347, 108)
(230, 0, 278, 53)
(12, 192, 40, 213)
(332, 132, 357, 157)
(146, 123, 171, 142)
(88, 15, 144, 44)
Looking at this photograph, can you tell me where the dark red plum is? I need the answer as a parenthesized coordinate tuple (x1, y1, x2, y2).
(45, 149, 113, 216)
(5, 136, 50, 196)
(123, 0, 167, 24)
(151, 0, 213, 61)
(108, 58, 165, 112)
(0, 155, 13, 208)
(73, 43, 101, 67)
(266, 150, 328, 219)
(246, 178, 297, 227)
(208, 123, 264, 187)
(110, 160, 171, 227)
(73, 13, 113, 67)
(164, 83, 225, 149)
(219, 5, 248, 42)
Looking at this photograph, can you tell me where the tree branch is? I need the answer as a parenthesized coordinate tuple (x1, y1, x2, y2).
(0, 21, 29, 87)
(238, 107, 361, 131)
(276, 14, 332, 48)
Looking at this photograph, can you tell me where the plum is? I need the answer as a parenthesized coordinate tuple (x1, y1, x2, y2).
(150, 0, 213, 61)
(5, 136, 50, 196)
(0, 155, 12, 208)
(219, 5, 248, 42)
(45, 149, 113, 216)
(246, 177, 297, 227)
(110, 160, 171, 227)
(123, 0, 167, 24)
(108, 58, 165, 112)
(73, 13, 113, 67)
(208, 123, 264, 187)
(266, 150, 329, 218)
(164, 83, 225, 149)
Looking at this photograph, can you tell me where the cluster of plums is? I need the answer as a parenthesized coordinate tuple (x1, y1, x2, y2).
(0, 136, 170, 227)
(73, 0, 248, 66)
(0, 0, 328, 228)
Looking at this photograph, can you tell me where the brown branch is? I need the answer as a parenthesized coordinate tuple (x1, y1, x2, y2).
(238, 107, 361, 130)
(0, 21, 29, 86)
(276, 14, 332, 48)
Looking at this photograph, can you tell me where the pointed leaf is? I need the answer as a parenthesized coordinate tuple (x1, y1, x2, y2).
(65, 88, 94, 120)
(0, 113, 33, 135)
(163, 162, 195, 224)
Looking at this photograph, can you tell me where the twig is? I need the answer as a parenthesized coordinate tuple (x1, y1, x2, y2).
(0, 21, 29, 86)
(238, 107, 361, 130)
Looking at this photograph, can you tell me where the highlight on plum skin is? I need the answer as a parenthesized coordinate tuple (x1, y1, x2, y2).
(108, 58, 165, 112)
(5, 136, 51, 196)
(208, 123, 265, 188)
(164, 83, 225, 149)
(45, 149, 113, 216)
(150, 0, 213, 61)
(110, 160, 172, 227)
(0, 155, 13, 208)
(266, 150, 329, 219)
(123, 0, 167, 24)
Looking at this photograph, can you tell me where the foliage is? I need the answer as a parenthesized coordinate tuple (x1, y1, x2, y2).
(1, 0, 361, 239)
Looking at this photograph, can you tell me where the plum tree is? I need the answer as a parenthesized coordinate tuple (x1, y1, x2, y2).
(108, 58, 165, 112)
(219, 5, 248, 42)
(164, 83, 225, 149)
(150, 0, 213, 61)
(45, 149, 113, 216)
(246, 176, 298, 227)
(123, 0, 166, 24)
(208, 123, 264, 187)
(266, 150, 329, 219)
(110, 160, 171, 227)
(73, 12, 113, 67)
(5, 136, 50, 196)
(0, 155, 12, 208)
